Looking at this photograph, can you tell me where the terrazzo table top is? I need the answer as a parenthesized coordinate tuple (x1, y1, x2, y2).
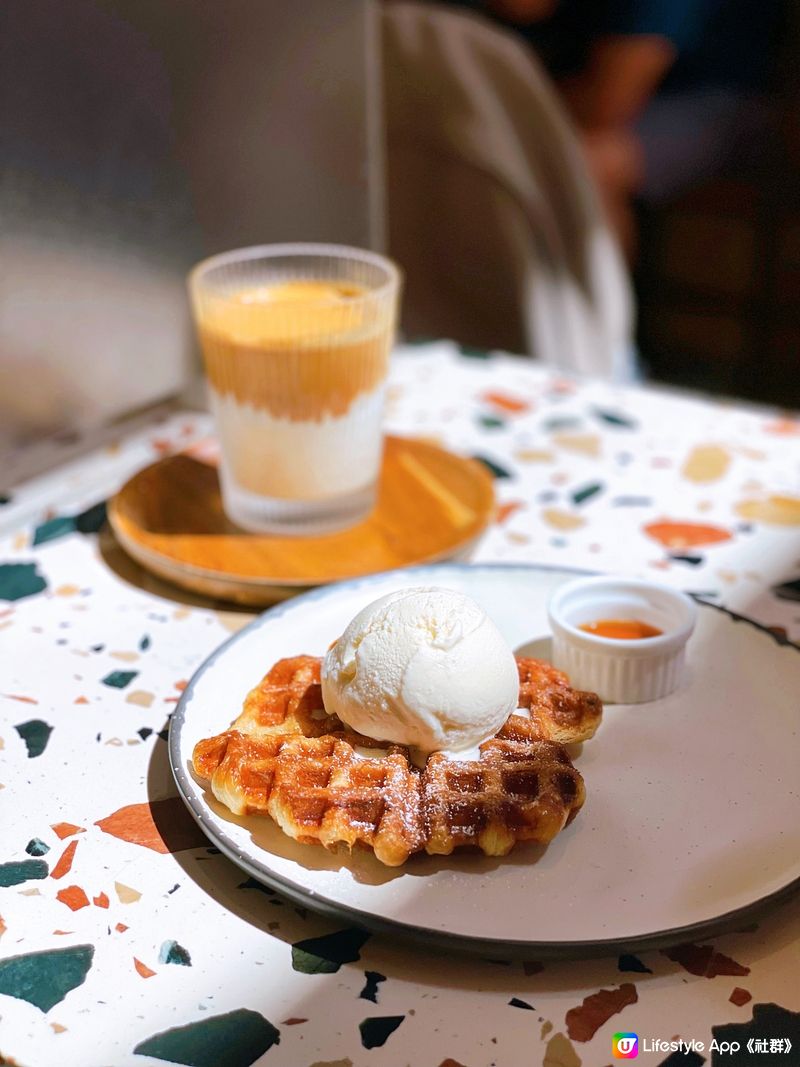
(1, 342, 799, 1067)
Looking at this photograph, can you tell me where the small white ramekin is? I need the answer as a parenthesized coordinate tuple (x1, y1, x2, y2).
(547, 576, 697, 704)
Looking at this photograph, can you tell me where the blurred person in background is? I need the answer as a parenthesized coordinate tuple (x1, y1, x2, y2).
(439, 0, 786, 257)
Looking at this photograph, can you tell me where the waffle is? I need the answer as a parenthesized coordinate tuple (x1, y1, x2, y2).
(423, 736, 585, 856)
(233, 654, 338, 739)
(192, 655, 596, 866)
(194, 728, 425, 866)
(232, 654, 601, 745)
(516, 657, 602, 743)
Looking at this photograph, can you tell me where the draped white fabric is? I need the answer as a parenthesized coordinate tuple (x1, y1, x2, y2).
(383, 2, 634, 378)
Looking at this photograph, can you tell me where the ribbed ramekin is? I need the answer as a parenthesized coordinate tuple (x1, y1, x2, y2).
(547, 576, 697, 704)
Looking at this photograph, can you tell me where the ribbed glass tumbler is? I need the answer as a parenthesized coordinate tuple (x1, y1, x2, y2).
(189, 243, 401, 535)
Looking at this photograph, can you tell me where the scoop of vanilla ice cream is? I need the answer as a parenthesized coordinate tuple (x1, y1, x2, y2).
(321, 587, 519, 758)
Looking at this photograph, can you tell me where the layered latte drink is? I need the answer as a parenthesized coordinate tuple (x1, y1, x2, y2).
(190, 246, 400, 534)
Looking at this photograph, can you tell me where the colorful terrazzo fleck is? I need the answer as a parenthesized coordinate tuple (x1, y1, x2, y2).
(159, 940, 192, 966)
(358, 1015, 404, 1049)
(0, 861, 49, 888)
(358, 970, 385, 1003)
(133, 1008, 281, 1066)
(617, 953, 652, 974)
(0, 562, 47, 601)
(291, 929, 371, 975)
(565, 984, 638, 1042)
(662, 944, 750, 979)
(1, 344, 799, 1065)
(0, 945, 94, 1012)
(712, 1004, 800, 1067)
(13, 720, 53, 758)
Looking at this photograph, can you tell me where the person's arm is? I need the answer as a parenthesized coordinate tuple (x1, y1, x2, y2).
(560, 34, 677, 259)
(484, 0, 559, 23)
(564, 0, 726, 128)
(562, 34, 676, 129)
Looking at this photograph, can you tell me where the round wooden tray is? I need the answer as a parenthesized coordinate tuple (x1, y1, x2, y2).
(108, 436, 495, 605)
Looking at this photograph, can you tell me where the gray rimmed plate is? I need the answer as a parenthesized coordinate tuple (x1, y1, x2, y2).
(170, 563, 800, 958)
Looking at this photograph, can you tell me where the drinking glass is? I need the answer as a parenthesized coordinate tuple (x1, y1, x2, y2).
(189, 243, 401, 534)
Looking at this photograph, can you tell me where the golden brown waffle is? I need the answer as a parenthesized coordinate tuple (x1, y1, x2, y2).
(192, 655, 596, 866)
(516, 657, 602, 743)
(424, 736, 585, 856)
(193, 728, 424, 866)
(234, 655, 601, 745)
(233, 655, 339, 739)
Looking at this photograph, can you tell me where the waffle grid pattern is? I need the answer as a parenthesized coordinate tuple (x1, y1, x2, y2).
(192, 655, 597, 866)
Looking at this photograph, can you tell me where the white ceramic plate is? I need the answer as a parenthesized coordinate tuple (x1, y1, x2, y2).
(170, 564, 800, 957)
